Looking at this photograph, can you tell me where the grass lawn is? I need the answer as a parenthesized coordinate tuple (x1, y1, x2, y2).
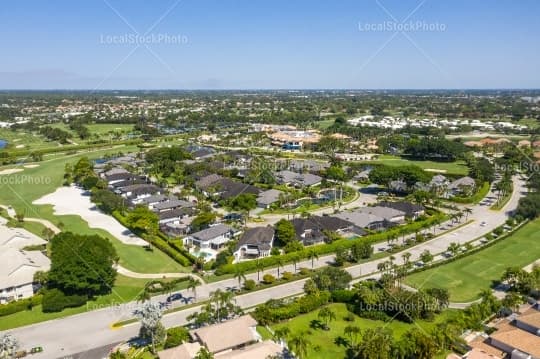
(405, 219, 540, 302)
(270, 303, 457, 359)
(86, 123, 134, 135)
(364, 155, 469, 176)
(0, 274, 190, 331)
(0, 128, 54, 151)
(0, 146, 185, 273)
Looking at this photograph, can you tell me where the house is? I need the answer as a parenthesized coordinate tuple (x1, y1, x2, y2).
(141, 194, 172, 208)
(109, 178, 147, 189)
(104, 171, 138, 185)
(185, 224, 237, 250)
(152, 199, 194, 213)
(430, 174, 450, 197)
(357, 206, 406, 223)
(101, 167, 129, 179)
(256, 189, 283, 208)
(195, 174, 261, 200)
(158, 315, 283, 359)
(489, 324, 540, 358)
(0, 226, 50, 304)
(190, 315, 260, 355)
(233, 227, 275, 261)
(275, 170, 322, 187)
(334, 211, 387, 231)
(116, 184, 161, 203)
(449, 176, 476, 196)
(379, 201, 425, 219)
(389, 180, 408, 193)
(158, 207, 196, 225)
(291, 216, 363, 245)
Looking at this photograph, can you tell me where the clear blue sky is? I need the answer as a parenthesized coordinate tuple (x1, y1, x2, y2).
(1, 0, 539, 89)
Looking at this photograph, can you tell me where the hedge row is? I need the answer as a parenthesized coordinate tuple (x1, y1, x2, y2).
(0, 295, 42, 317)
(252, 291, 331, 325)
(215, 212, 446, 275)
(42, 289, 88, 313)
(112, 211, 194, 267)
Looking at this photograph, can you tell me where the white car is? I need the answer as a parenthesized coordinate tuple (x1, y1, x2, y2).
(480, 221, 487, 226)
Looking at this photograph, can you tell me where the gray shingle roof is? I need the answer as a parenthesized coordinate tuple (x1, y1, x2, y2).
(190, 224, 233, 242)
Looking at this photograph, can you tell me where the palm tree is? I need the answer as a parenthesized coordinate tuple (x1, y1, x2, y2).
(233, 267, 247, 290)
(288, 331, 311, 359)
(318, 307, 336, 330)
(447, 242, 461, 257)
(463, 207, 473, 221)
(276, 257, 284, 278)
(255, 259, 265, 282)
(344, 325, 361, 348)
(137, 285, 152, 303)
(187, 277, 201, 301)
(291, 254, 300, 273)
(307, 249, 319, 269)
(273, 327, 290, 343)
(401, 252, 412, 267)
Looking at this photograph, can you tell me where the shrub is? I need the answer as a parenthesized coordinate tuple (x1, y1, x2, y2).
(331, 289, 356, 304)
(0, 295, 42, 317)
(42, 289, 87, 312)
(298, 267, 311, 276)
(252, 291, 331, 325)
(244, 279, 256, 291)
(281, 271, 294, 281)
(164, 326, 190, 349)
(262, 274, 276, 284)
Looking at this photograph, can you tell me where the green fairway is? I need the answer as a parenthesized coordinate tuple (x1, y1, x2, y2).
(0, 275, 189, 331)
(269, 303, 457, 359)
(0, 146, 185, 273)
(0, 128, 54, 151)
(364, 155, 469, 175)
(405, 220, 540, 302)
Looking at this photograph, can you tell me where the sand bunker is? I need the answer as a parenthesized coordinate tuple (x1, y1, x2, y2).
(0, 168, 24, 175)
(33, 186, 147, 246)
(24, 164, 39, 168)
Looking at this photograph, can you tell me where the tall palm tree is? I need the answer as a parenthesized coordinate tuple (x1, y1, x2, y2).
(288, 332, 311, 359)
(255, 259, 265, 282)
(463, 207, 473, 221)
(233, 267, 247, 290)
(291, 254, 300, 273)
(307, 249, 319, 269)
(276, 257, 284, 278)
(188, 277, 202, 301)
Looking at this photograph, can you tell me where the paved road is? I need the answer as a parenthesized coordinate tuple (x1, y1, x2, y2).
(4, 177, 526, 359)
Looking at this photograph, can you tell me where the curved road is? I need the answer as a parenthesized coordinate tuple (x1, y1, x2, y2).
(4, 177, 526, 359)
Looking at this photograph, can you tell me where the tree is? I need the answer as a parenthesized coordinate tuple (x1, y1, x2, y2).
(274, 219, 296, 244)
(41, 227, 55, 241)
(187, 277, 202, 301)
(14, 210, 24, 223)
(307, 249, 319, 269)
(136, 301, 164, 354)
(229, 193, 257, 219)
(194, 347, 214, 359)
(344, 325, 361, 348)
(288, 331, 311, 359)
(191, 212, 217, 232)
(233, 267, 247, 290)
(463, 207, 473, 221)
(447, 242, 461, 257)
(255, 259, 265, 282)
(419, 250, 433, 264)
(273, 327, 290, 343)
(91, 189, 124, 214)
(311, 266, 352, 291)
(48, 232, 117, 298)
(317, 307, 337, 330)
(350, 241, 373, 262)
(356, 327, 393, 359)
(126, 205, 159, 235)
(164, 326, 190, 349)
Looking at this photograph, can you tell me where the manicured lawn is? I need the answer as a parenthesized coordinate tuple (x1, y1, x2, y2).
(271, 303, 457, 359)
(0, 128, 54, 151)
(0, 274, 189, 331)
(86, 123, 134, 135)
(365, 155, 469, 175)
(405, 220, 540, 302)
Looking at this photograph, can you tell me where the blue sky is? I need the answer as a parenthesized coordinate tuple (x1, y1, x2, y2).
(1, 0, 539, 89)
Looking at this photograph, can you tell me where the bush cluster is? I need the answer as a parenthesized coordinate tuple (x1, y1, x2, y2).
(0, 295, 42, 317)
(41, 289, 87, 313)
